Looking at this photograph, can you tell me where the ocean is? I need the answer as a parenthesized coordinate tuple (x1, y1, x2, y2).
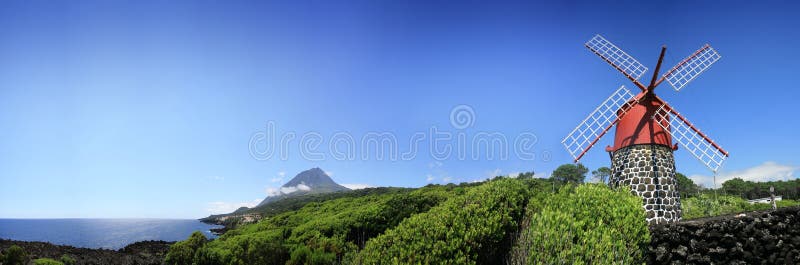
(0, 218, 222, 249)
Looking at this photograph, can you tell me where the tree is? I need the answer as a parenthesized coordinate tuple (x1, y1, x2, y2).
(517, 171, 535, 179)
(722, 178, 748, 198)
(675, 173, 700, 198)
(551, 164, 588, 184)
(165, 231, 207, 265)
(3, 245, 28, 265)
(591, 167, 611, 184)
(60, 254, 76, 265)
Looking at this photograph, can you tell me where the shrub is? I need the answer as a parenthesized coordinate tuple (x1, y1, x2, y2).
(3, 245, 28, 265)
(164, 231, 208, 265)
(521, 184, 650, 264)
(176, 184, 454, 265)
(59, 254, 76, 265)
(356, 178, 530, 264)
(683, 194, 800, 219)
(33, 258, 64, 265)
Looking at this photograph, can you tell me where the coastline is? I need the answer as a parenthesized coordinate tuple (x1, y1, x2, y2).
(0, 238, 172, 265)
(198, 217, 233, 236)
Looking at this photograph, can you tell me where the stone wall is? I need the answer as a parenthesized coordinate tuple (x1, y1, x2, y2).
(649, 206, 800, 264)
(610, 144, 680, 225)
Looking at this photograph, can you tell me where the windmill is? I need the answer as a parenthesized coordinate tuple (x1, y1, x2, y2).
(562, 34, 728, 224)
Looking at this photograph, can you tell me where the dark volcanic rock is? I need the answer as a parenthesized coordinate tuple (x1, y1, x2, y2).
(648, 206, 800, 264)
(0, 239, 171, 265)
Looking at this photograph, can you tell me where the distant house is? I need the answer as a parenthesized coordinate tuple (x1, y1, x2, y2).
(747, 196, 782, 204)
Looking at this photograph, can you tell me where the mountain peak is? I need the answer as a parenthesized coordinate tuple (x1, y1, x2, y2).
(256, 168, 349, 207)
(283, 168, 342, 189)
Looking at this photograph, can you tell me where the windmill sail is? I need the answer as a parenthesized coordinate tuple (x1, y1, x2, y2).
(585, 35, 649, 82)
(653, 105, 729, 172)
(661, 44, 721, 92)
(562, 86, 639, 162)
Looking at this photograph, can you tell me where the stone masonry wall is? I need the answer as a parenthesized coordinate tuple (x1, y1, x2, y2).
(610, 144, 681, 225)
(649, 206, 800, 264)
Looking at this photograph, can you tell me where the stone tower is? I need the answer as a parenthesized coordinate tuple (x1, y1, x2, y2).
(610, 144, 680, 225)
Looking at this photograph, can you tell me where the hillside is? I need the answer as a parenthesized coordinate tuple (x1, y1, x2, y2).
(170, 177, 653, 264)
(176, 175, 800, 264)
(200, 187, 408, 226)
(202, 168, 351, 224)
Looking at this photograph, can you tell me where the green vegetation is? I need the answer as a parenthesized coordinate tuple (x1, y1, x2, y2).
(676, 173, 702, 198)
(517, 184, 650, 264)
(721, 178, 800, 200)
(356, 178, 534, 264)
(0, 247, 75, 265)
(682, 193, 800, 219)
(202, 187, 413, 225)
(175, 184, 458, 265)
(32, 258, 64, 265)
(591, 166, 611, 184)
(59, 255, 76, 265)
(169, 163, 800, 264)
(2, 245, 28, 265)
(170, 168, 657, 264)
(165, 231, 209, 265)
(551, 163, 588, 183)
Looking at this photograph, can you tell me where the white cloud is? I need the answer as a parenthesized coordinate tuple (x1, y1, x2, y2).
(325, 171, 334, 176)
(206, 199, 261, 214)
(280, 186, 298, 194)
(279, 183, 312, 195)
(689, 161, 798, 188)
(426, 174, 435, 182)
(208, 176, 225, 181)
(342, 183, 373, 190)
(535, 172, 551, 179)
(271, 171, 286, 183)
(428, 161, 443, 169)
(265, 182, 312, 197)
(442, 176, 453, 183)
(486, 168, 502, 178)
(265, 187, 281, 196)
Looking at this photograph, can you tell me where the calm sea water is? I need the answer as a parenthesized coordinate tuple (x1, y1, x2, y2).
(0, 219, 222, 250)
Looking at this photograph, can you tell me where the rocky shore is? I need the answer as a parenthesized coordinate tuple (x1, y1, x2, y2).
(0, 239, 171, 265)
(649, 205, 800, 264)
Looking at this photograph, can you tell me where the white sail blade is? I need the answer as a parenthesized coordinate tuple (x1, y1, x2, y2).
(562, 86, 638, 161)
(662, 44, 721, 92)
(653, 105, 728, 172)
(585, 35, 649, 81)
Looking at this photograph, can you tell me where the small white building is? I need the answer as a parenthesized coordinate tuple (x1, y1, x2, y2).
(747, 196, 782, 204)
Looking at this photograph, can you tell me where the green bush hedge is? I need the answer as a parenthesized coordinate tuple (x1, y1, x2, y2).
(164, 231, 208, 265)
(2, 245, 28, 265)
(32, 258, 64, 265)
(170, 185, 454, 265)
(356, 178, 532, 264)
(518, 184, 650, 264)
(682, 194, 800, 219)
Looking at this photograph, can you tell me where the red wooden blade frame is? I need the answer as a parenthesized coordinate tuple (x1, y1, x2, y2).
(656, 98, 729, 157)
(567, 92, 644, 162)
(656, 44, 721, 90)
(585, 35, 648, 91)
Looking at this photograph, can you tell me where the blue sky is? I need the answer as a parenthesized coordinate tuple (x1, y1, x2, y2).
(1, 1, 799, 218)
